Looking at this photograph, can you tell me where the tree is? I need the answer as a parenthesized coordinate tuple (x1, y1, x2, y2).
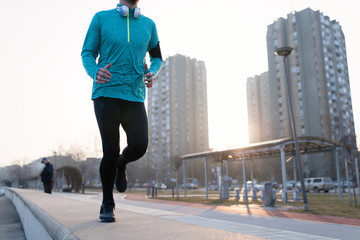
(8, 165, 25, 187)
(341, 134, 358, 206)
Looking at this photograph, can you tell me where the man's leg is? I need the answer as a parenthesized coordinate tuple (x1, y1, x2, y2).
(44, 182, 52, 194)
(115, 101, 148, 192)
(121, 101, 148, 162)
(94, 97, 120, 222)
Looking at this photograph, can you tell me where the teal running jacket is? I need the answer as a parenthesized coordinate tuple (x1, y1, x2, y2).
(81, 6, 163, 102)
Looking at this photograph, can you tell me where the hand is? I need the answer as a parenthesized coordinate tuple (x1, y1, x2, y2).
(95, 63, 112, 84)
(144, 64, 154, 88)
(144, 72, 154, 88)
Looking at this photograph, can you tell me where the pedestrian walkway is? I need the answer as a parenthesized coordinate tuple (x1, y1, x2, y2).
(5, 188, 360, 240)
(124, 194, 360, 227)
(0, 193, 25, 240)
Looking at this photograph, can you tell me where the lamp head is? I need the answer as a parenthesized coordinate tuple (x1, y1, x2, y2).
(274, 47, 294, 57)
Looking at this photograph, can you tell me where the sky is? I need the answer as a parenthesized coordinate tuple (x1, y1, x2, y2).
(0, 0, 359, 167)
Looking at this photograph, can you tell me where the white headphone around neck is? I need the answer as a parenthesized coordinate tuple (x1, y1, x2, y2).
(116, 5, 141, 18)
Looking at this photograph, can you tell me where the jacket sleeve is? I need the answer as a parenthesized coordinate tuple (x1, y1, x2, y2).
(41, 164, 52, 176)
(81, 14, 101, 81)
(147, 23, 163, 77)
(148, 52, 163, 77)
(41, 164, 53, 182)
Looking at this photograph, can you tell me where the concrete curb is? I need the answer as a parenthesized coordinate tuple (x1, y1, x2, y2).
(5, 188, 79, 240)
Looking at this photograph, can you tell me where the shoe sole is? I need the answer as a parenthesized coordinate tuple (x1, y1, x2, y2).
(98, 217, 116, 222)
(115, 185, 127, 193)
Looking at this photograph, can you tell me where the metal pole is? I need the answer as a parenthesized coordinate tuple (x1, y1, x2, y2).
(250, 159, 257, 200)
(334, 147, 342, 200)
(355, 157, 360, 205)
(183, 160, 187, 198)
(344, 157, 352, 205)
(62, 169, 65, 191)
(283, 56, 308, 211)
(250, 159, 254, 188)
(204, 158, 208, 200)
(242, 153, 248, 202)
(219, 161, 223, 201)
(176, 162, 180, 200)
(225, 160, 229, 176)
(293, 156, 297, 182)
(280, 144, 288, 203)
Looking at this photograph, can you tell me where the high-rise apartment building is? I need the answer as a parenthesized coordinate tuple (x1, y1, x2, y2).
(246, 72, 271, 143)
(147, 54, 209, 180)
(247, 8, 356, 176)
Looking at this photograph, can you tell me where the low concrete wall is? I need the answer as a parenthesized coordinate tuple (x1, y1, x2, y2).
(5, 188, 79, 240)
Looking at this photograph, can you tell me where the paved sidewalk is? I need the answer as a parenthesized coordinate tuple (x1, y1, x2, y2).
(11, 189, 260, 240)
(0, 194, 25, 240)
(8, 189, 360, 240)
(124, 194, 360, 227)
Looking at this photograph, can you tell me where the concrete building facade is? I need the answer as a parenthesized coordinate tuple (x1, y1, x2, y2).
(247, 8, 356, 177)
(147, 54, 209, 181)
(246, 72, 271, 143)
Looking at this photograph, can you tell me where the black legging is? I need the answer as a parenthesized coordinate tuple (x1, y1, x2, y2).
(94, 97, 148, 205)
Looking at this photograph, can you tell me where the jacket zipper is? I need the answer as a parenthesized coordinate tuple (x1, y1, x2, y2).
(127, 14, 130, 43)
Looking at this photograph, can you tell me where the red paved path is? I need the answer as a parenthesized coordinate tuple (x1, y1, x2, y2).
(124, 193, 360, 227)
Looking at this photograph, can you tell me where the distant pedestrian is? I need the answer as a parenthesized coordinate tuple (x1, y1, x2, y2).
(40, 158, 53, 194)
(81, 0, 162, 222)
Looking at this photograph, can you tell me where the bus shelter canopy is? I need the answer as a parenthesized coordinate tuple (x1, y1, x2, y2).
(179, 136, 343, 162)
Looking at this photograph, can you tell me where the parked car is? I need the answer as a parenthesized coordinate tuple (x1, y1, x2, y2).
(154, 183, 167, 189)
(242, 181, 257, 192)
(271, 181, 279, 189)
(344, 181, 357, 188)
(255, 181, 279, 191)
(208, 185, 218, 191)
(334, 180, 358, 188)
(142, 183, 152, 188)
(186, 178, 199, 188)
(254, 182, 264, 191)
(303, 177, 334, 193)
(286, 180, 301, 190)
(286, 181, 295, 190)
(180, 182, 197, 189)
(230, 184, 241, 190)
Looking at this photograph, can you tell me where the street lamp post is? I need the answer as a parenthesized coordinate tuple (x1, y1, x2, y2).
(274, 47, 309, 211)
